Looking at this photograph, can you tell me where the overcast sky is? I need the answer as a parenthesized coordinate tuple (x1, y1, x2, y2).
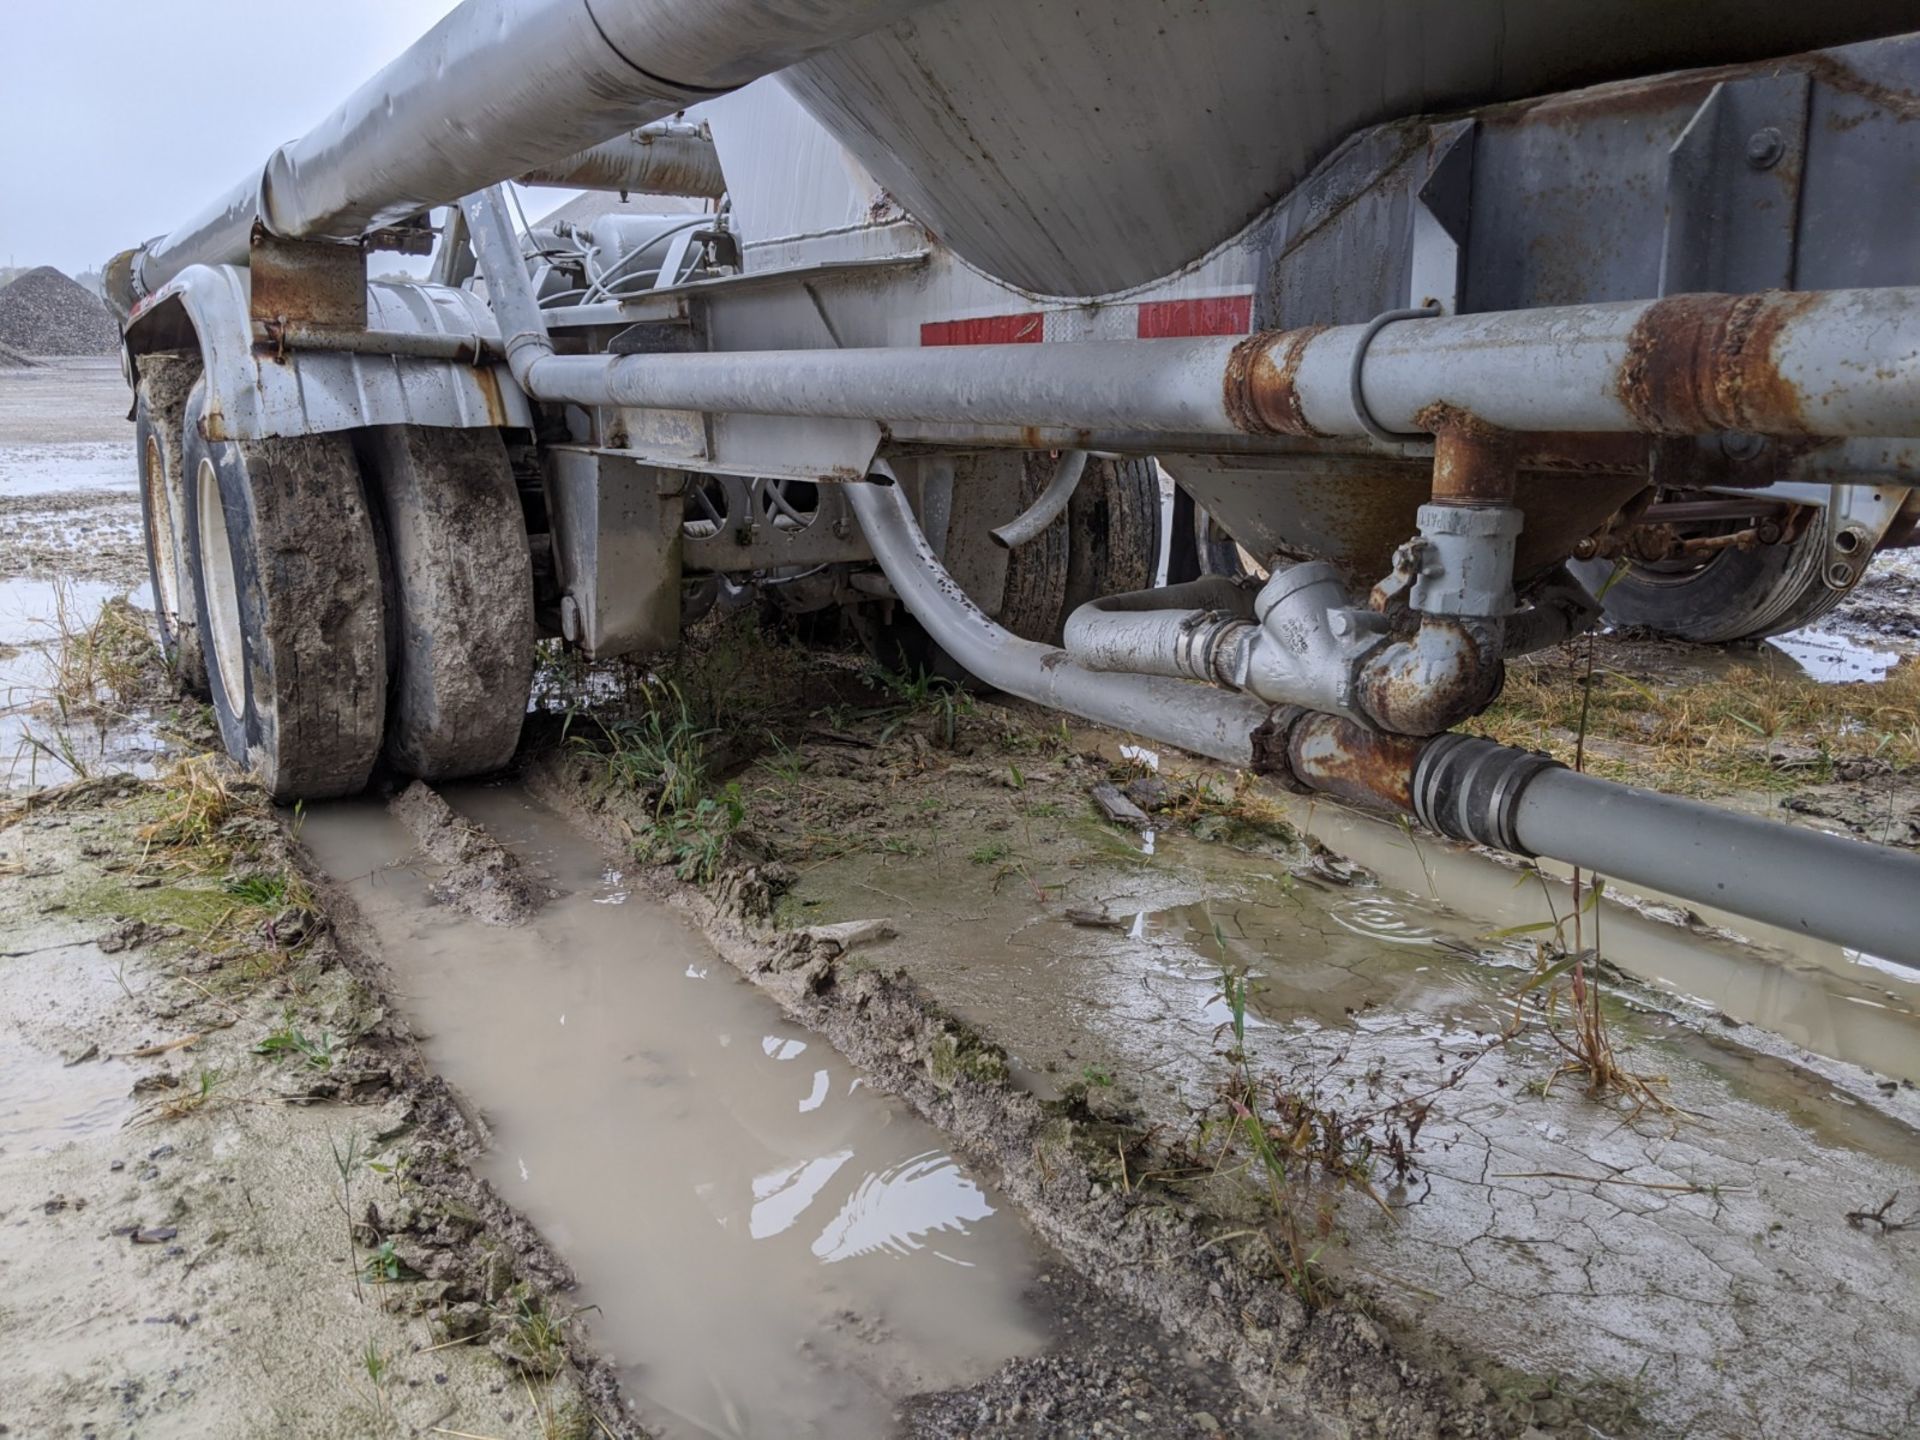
(0, 1, 466, 276)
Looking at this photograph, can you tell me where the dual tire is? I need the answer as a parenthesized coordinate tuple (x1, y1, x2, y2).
(173, 382, 533, 801)
(134, 358, 209, 696)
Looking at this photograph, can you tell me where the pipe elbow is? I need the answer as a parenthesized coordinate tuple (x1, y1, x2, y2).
(1354, 619, 1504, 736)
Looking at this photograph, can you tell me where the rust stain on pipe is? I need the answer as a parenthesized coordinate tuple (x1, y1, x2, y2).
(1616, 291, 1820, 437)
(1351, 621, 1505, 739)
(1224, 325, 1328, 436)
(1283, 712, 1426, 815)
(1417, 402, 1519, 505)
(1251, 708, 1427, 814)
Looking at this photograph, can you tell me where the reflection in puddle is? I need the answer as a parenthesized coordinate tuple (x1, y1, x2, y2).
(300, 789, 1047, 1440)
(813, 1152, 997, 1264)
(1764, 629, 1903, 683)
(750, 1150, 853, 1240)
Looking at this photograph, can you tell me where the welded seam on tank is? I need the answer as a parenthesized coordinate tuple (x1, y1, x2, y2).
(580, 0, 737, 97)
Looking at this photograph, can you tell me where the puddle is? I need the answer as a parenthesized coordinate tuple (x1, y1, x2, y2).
(0, 441, 135, 498)
(0, 576, 135, 650)
(0, 575, 163, 790)
(783, 796, 1920, 1435)
(299, 788, 1049, 1440)
(1762, 628, 1904, 683)
(1270, 797, 1920, 1083)
(0, 1034, 133, 1157)
(1044, 732, 1920, 1086)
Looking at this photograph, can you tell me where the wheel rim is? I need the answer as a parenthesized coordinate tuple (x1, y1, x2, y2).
(196, 456, 247, 718)
(143, 434, 182, 626)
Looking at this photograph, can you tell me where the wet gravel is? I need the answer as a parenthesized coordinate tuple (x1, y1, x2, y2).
(906, 1267, 1311, 1439)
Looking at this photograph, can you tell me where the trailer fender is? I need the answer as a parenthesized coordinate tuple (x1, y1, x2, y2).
(122, 264, 531, 444)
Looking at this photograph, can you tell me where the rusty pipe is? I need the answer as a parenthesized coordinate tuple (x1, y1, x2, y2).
(1229, 288, 1920, 441)
(853, 480, 1920, 966)
(475, 283, 1920, 443)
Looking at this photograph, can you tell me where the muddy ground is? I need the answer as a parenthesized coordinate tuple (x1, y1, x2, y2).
(5, 357, 1920, 1439)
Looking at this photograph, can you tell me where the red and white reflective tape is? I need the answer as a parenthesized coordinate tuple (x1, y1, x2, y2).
(920, 291, 1253, 346)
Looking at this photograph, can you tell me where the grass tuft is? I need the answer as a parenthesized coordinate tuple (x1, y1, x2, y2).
(1469, 647, 1920, 795)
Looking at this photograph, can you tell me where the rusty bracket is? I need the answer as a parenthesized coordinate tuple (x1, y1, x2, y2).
(247, 223, 367, 332)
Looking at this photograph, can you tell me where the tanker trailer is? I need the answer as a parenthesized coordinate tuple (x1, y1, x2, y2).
(107, 0, 1920, 964)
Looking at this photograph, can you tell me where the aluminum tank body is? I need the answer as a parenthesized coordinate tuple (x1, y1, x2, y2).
(783, 0, 1916, 299)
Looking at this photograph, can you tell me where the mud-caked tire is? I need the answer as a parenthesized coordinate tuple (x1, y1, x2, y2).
(358, 426, 534, 779)
(180, 384, 386, 801)
(134, 355, 208, 697)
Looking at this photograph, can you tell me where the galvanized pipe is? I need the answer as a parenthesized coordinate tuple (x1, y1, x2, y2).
(481, 282, 1920, 442)
(845, 479, 1272, 765)
(852, 489, 1920, 966)
(520, 121, 726, 198)
(1060, 577, 1254, 683)
(464, 186, 1920, 447)
(1510, 768, 1919, 965)
(253, 323, 497, 363)
(130, 0, 926, 299)
(991, 451, 1089, 549)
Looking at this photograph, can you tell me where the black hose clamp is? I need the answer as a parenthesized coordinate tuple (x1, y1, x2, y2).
(1412, 733, 1563, 855)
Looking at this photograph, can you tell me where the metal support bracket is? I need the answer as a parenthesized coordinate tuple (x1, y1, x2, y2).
(247, 224, 367, 331)
(1659, 72, 1810, 297)
(1410, 120, 1476, 316)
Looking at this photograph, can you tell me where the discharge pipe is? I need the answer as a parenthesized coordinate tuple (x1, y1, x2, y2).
(125, 0, 926, 301)
(460, 223, 1920, 443)
(846, 479, 1920, 968)
(991, 451, 1089, 549)
(466, 178, 1920, 445)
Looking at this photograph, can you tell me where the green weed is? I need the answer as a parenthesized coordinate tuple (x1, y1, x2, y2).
(253, 1009, 339, 1071)
(580, 680, 714, 819)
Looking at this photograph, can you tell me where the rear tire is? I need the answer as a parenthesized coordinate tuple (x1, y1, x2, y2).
(1061, 457, 1163, 617)
(181, 384, 386, 801)
(1574, 512, 1855, 643)
(359, 426, 534, 779)
(134, 356, 208, 697)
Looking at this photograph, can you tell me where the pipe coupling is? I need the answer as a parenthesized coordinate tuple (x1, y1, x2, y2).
(1179, 612, 1259, 686)
(1412, 733, 1563, 855)
(1408, 503, 1524, 617)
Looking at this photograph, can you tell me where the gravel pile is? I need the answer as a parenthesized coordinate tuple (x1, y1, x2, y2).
(0, 339, 36, 369)
(0, 267, 120, 356)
